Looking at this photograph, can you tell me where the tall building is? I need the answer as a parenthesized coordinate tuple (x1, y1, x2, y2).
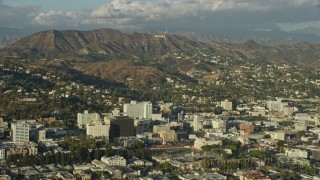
(221, 100, 233, 111)
(112, 108, 120, 117)
(12, 122, 30, 145)
(86, 121, 110, 139)
(0, 149, 5, 160)
(123, 101, 152, 119)
(192, 115, 203, 132)
(77, 110, 100, 129)
(110, 116, 134, 138)
(36, 129, 46, 142)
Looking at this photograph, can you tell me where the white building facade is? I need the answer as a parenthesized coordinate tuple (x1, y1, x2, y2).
(123, 101, 152, 119)
(12, 122, 30, 145)
(267, 99, 288, 112)
(86, 121, 110, 139)
(101, 155, 126, 166)
(285, 149, 308, 159)
(0, 149, 5, 160)
(77, 110, 100, 128)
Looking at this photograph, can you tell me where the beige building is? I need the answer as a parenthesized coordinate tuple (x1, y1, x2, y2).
(101, 155, 126, 167)
(86, 121, 110, 139)
(271, 132, 285, 140)
(159, 130, 177, 142)
(193, 137, 222, 150)
(221, 100, 233, 111)
(153, 125, 170, 134)
(77, 110, 100, 129)
(212, 119, 226, 132)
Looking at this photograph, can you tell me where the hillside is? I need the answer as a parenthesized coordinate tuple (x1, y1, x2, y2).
(0, 28, 319, 68)
(2, 29, 206, 58)
(73, 61, 170, 88)
(0, 35, 20, 48)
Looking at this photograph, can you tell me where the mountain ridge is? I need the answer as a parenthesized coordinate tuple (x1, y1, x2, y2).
(0, 28, 320, 67)
(2, 29, 206, 59)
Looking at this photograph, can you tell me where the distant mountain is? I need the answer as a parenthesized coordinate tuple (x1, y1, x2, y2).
(1, 28, 320, 67)
(2, 29, 206, 58)
(0, 35, 20, 48)
(176, 31, 320, 46)
(233, 41, 320, 66)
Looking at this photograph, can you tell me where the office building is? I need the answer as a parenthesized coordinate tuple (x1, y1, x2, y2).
(77, 110, 100, 129)
(12, 122, 30, 145)
(0, 149, 5, 160)
(36, 129, 46, 142)
(123, 101, 152, 119)
(110, 116, 134, 138)
(86, 121, 110, 139)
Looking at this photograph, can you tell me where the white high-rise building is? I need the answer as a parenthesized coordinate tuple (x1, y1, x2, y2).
(0, 149, 5, 160)
(86, 121, 110, 139)
(12, 122, 29, 145)
(123, 101, 152, 119)
(77, 110, 100, 128)
(192, 115, 203, 132)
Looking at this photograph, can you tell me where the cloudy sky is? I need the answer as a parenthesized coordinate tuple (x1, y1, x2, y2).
(1, 0, 320, 38)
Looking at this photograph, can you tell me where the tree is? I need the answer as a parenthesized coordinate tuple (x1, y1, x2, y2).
(201, 158, 211, 169)
(213, 106, 224, 114)
(279, 169, 299, 180)
(201, 145, 212, 152)
(158, 162, 173, 171)
(250, 150, 266, 159)
(304, 166, 317, 176)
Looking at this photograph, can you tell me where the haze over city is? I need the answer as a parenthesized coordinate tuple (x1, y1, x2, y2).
(1, 0, 320, 179)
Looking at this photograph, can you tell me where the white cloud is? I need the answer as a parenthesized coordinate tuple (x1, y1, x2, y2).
(1, 0, 319, 38)
(277, 21, 320, 35)
(89, 0, 320, 25)
(32, 10, 87, 27)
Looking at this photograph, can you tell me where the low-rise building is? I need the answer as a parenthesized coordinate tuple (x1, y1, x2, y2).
(73, 164, 95, 171)
(179, 172, 227, 180)
(91, 159, 107, 169)
(221, 100, 233, 111)
(193, 137, 222, 150)
(285, 149, 308, 159)
(239, 172, 271, 180)
(153, 125, 170, 134)
(159, 130, 177, 142)
(101, 155, 126, 167)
